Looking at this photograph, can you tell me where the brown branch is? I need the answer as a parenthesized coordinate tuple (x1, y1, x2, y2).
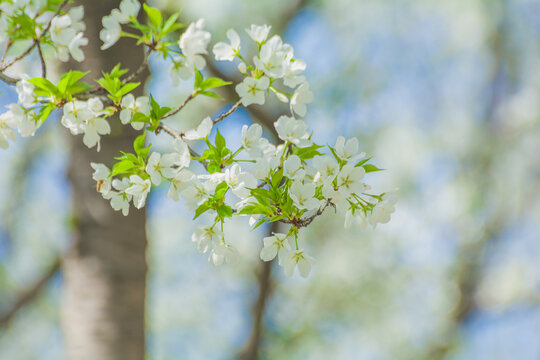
(279, 200, 334, 228)
(234, 2, 310, 359)
(0, 71, 18, 84)
(0, 256, 62, 329)
(238, 222, 279, 360)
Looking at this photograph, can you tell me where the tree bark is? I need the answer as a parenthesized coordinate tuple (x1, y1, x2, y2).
(61, 1, 148, 359)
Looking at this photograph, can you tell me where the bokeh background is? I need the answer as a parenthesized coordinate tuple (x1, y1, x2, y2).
(1, 0, 540, 359)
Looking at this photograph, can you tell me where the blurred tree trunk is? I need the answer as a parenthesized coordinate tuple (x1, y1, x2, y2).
(61, 1, 148, 360)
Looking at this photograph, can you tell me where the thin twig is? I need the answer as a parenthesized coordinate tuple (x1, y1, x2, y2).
(0, 41, 12, 68)
(0, 256, 61, 329)
(162, 92, 195, 119)
(36, 41, 47, 78)
(213, 99, 242, 125)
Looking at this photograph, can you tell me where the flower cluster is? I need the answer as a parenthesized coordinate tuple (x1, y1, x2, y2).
(0, 0, 396, 278)
(100, 0, 140, 50)
(213, 24, 313, 115)
(0, 2, 87, 62)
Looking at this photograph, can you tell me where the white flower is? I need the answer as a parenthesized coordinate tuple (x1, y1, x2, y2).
(178, 18, 210, 76)
(252, 154, 279, 180)
(168, 169, 195, 201)
(180, 19, 211, 57)
(283, 60, 306, 88)
(336, 164, 366, 197)
(210, 243, 238, 266)
(90, 162, 112, 195)
(168, 57, 194, 85)
(192, 225, 222, 253)
(260, 233, 291, 265)
(290, 82, 313, 117)
(50, 15, 76, 46)
(125, 175, 151, 209)
(213, 29, 240, 61)
(105, 177, 132, 216)
(3, 104, 37, 138)
(69, 32, 88, 62)
(290, 181, 320, 211)
(240, 123, 266, 158)
(274, 115, 311, 147)
(0, 110, 17, 149)
(172, 139, 191, 168)
(246, 24, 271, 43)
(16, 77, 36, 107)
(226, 164, 257, 199)
(120, 94, 150, 130)
(235, 76, 269, 106)
(145, 152, 178, 186)
(312, 155, 339, 182)
(283, 155, 305, 181)
(83, 116, 111, 151)
(100, 15, 121, 50)
(370, 195, 397, 227)
(116, 0, 140, 23)
(180, 177, 214, 210)
(184, 116, 213, 140)
(334, 136, 365, 162)
(68, 6, 85, 32)
(62, 101, 93, 135)
(253, 35, 291, 78)
(284, 250, 315, 277)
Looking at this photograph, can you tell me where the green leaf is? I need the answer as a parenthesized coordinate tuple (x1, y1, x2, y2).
(214, 181, 229, 199)
(236, 204, 263, 215)
(251, 217, 267, 230)
(194, 70, 203, 90)
(131, 112, 151, 124)
(111, 159, 137, 177)
(57, 71, 89, 95)
(193, 201, 211, 219)
(38, 103, 55, 125)
(149, 94, 171, 120)
(118, 82, 140, 96)
(207, 162, 220, 174)
(355, 156, 372, 167)
(133, 133, 151, 160)
(199, 77, 231, 91)
(293, 143, 324, 160)
(143, 4, 162, 28)
(28, 78, 59, 97)
(217, 204, 233, 218)
(271, 168, 284, 188)
(198, 90, 224, 101)
(162, 9, 183, 35)
(215, 128, 226, 151)
(362, 164, 384, 173)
